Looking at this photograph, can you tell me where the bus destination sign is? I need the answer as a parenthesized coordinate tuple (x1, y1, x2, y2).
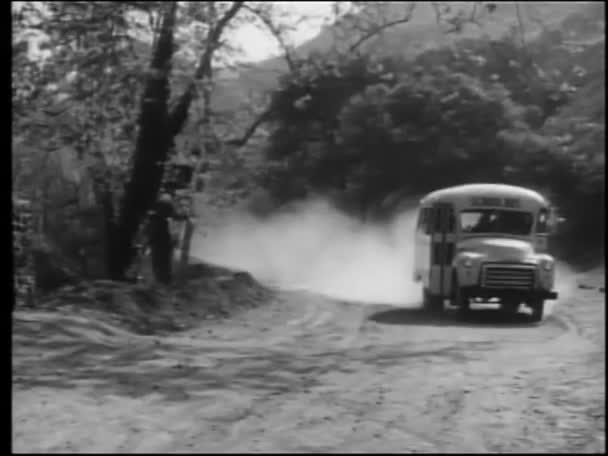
(470, 197, 521, 208)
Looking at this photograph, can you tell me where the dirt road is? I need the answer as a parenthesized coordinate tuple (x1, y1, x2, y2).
(12, 268, 605, 453)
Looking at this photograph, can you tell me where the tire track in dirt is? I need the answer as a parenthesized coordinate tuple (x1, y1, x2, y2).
(198, 298, 380, 452)
(12, 267, 605, 453)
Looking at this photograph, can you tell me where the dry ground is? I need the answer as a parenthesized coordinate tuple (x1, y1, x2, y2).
(12, 266, 605, 453)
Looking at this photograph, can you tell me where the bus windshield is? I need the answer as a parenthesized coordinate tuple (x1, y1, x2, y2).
(460, 209, 533, 236)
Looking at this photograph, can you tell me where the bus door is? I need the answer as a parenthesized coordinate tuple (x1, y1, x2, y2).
(429, 202, 456, 298)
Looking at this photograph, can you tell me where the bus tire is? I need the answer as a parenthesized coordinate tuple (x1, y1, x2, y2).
(500, 298, 520, 315)
(452, 277, 470, 314)
(529, 298, 545, 322)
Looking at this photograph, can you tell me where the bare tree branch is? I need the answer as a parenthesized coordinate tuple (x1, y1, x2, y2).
(171, 1, 313, 149)
(243, 3, 297, 71)
(347, 3, 417, 53)
(225, 107, 274, 147)
(226, 2, 422, 149)
(195, 1, 244, 80)
(168, 1, 245, 138)
(431, 2, 484, 34)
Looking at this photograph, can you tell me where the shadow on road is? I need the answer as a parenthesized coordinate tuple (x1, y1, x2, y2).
(368, 305, 541, 328)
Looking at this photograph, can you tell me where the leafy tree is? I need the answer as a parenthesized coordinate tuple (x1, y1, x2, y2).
(13, 2, 148, 280)
(261, 1, 604, 264)
(12, 1, 320, 284)
(413, 35, 570, 124)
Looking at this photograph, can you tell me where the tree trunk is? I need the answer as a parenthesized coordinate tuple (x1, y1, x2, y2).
(167, 1, 244, 139)
(167, 3, 244, 273)
(108, 2, 177, 280)
(108, 2, 244, 281)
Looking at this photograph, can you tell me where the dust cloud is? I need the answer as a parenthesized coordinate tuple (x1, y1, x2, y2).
(190, 198, 422, 305)
(190, 197, 578, 311)
(545, 262, 579, 316)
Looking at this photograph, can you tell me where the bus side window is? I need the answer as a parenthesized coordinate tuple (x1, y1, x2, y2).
(417, 208, 432, 235)
(425, 208, 433, 235)
(447, 210, 455, 233)
(416, 209, 425, 232)
(430, 207, 454, 233)
(433, 208, 442, 233)
(537, 208, 549, 233)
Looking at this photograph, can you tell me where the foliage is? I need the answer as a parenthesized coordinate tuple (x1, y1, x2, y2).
(12, 1, 327, 286)
(413, 35, 570, 123)
(13, 2, 147, 220)
(262, 5, 604, 257)
(12, 1, 605, 287)
(264, 55, 533, 208)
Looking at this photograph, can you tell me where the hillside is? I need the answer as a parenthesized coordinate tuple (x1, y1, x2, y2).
(120, 3, 599, 143)
(214, 2, 589, 115)
(204, 2, 604, 211)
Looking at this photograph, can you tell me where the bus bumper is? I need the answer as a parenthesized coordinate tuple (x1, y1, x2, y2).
(461, 287, 559, 301)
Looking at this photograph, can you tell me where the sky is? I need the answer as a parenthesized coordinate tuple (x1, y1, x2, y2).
(232, 2, 335, 62)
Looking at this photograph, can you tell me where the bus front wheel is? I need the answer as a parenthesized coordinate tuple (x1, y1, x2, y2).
(451, 278, 470, 314)
(528, 298, 545, 322)
(500, 298, 520, 315)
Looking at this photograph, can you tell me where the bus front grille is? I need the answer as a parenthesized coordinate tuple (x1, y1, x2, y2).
(481, 265, 536, 290)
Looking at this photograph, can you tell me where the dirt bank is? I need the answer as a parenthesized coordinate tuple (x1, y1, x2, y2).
(24, 263, 272, 336)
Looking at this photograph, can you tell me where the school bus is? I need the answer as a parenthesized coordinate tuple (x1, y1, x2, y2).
(413, 184, 559, 322)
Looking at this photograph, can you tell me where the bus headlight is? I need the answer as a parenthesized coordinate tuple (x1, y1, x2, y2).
(541, 259, 554, 271)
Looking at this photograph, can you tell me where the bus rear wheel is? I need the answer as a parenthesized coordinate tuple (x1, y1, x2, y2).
(528, 298, 545, 322)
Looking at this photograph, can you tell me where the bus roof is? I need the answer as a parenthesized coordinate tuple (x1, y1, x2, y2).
(420, 183, 549, 207)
